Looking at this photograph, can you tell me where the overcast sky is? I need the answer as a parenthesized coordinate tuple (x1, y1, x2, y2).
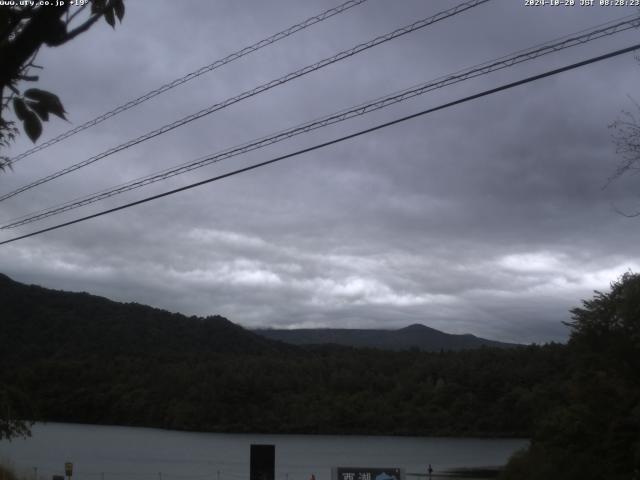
(2, 0, 640, 343)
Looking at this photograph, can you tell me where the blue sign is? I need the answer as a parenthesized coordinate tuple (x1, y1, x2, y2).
(336, 468, 401, 480)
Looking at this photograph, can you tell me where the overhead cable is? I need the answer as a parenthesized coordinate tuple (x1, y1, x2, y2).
(5, 0, 370, 166)
(2, 42, 639, 246)
(3, 13, 638, 229)
(0, 0, 491, 203)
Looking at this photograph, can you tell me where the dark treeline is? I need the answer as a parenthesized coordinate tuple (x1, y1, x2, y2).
(0, 272, 565, 437)
(500, 273, 640, 480)
(4, 345, 567, 437)
(1, 273, 639, 478)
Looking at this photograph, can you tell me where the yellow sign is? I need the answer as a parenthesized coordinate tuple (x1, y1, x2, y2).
(64, 463, 73, 477)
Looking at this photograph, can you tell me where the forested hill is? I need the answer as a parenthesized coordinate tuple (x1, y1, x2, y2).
(0, 272, 567, 438)
(254, 324, 518, 351)
(0, 273, 281, 359)
(0, 272, 516, 355)
(2, 272, 639, 477)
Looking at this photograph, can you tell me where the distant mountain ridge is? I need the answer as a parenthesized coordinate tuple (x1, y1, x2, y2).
(0, 272, 516, 356)
(0, 273, 281, 359)
(253, 323, 519, 351)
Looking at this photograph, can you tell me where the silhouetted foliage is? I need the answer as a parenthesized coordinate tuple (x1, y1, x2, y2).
(501, 273, 640, 480)
(0, 385, 32, 441)
(610, 99, 640, 197)
(0, 0, 125, 169)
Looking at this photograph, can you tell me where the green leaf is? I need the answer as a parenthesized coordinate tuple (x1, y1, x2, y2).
(26, 100, 49, 122)
(23, 88, 56, 102)
(24, 89, 67, 120)
(112, 0, 125, 21)
(104, 7, 115, 28)
(12, 98, 29, 121)
(23, 110, 42, 143)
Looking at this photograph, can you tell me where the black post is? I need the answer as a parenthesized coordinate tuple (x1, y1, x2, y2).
(250, 444, 275, 480)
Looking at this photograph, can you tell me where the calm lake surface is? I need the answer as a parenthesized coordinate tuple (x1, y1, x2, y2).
(0, 423, 528, 480)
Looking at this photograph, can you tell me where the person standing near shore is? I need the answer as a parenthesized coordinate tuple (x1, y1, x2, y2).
(427, 465, 433, 478)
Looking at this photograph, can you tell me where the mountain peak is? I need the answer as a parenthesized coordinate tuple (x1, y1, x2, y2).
(255, 324, 518, 351)
(399, 323, 431, 332)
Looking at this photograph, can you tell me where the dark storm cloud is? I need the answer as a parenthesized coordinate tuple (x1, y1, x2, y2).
(2, 0, 640, 343)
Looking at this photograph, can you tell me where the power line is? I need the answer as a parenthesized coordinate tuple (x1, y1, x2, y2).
(5, 0, 370, 166)
(2, 42, 638, 247)
(3, 13, 638, 229)
(0, 0, 491, 203)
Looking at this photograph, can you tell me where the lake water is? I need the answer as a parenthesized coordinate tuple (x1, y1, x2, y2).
(0, 423, 528, 480)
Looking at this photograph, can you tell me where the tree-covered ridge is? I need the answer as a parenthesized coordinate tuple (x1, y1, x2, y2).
(3, 271, 639, 478)
(0, 273, 280, 359)
(0, 272, 565, 438)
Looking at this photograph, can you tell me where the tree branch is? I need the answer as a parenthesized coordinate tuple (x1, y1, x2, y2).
(62, 11, 103, 43)
(0, 6, 64, 86)
(611, 201, 640, 218)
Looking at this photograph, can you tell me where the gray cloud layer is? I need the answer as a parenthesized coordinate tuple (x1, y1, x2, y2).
(2, 0, 640, 343)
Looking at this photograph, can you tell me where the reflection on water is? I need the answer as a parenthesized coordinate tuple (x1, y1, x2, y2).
(0, 423, 527, 480)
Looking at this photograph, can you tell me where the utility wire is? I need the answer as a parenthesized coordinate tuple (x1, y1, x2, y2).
(3, 13, 638, 229)
(5, 0, 370, 166)
(0, 0, 491, 203)
(2, 42, 639, 247)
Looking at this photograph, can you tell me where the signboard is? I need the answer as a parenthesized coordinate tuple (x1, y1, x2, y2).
(250, 444, 275, 480)
(64, 463, 73, 477)
(336, 468, 402, 480)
